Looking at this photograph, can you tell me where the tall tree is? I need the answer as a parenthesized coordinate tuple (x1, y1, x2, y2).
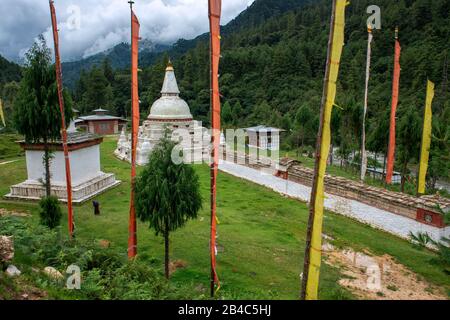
(1, 81, 20, 127)
(396, 106, 421, 192)
(221, 101, 233, 127)
(13, 35, 73, 196)
(428, 110, 450, 190)
(135, 136, 202, 279)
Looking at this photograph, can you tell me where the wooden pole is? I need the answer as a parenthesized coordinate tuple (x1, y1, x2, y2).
(209, 27, 215, 298)
(49, 0, 74, 239)
(301, 0, 338, 300)
(128, 0, 137, 259)
(208, 0, 222, 297)
(361, 26, 372, 182)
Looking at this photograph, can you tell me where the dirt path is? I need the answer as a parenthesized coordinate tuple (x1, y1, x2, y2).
(0, 159, 19, 166)
(323, 244, 447, 300)
(0, 208, 30, 217)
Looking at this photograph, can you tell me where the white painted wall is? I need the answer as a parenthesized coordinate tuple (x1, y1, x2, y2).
(25, 144, 102, 186)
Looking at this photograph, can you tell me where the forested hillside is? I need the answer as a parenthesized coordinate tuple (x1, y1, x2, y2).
(0, 55, 21, 128)
(69, 0, 450, 188)
(61, 40, 169, 89)
(0, 55, 21, 89)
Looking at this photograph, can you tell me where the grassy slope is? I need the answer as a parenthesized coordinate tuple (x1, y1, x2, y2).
(0, 136, 448, 299)
(0, 134, 23, 160)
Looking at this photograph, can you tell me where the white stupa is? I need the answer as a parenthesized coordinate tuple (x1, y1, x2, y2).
(115, 62, 208, 165)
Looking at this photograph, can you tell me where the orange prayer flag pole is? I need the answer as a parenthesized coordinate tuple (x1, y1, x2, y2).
(49, 0, 74, 238)
(386, 27, 401, 185)
(128, 0, 140, 259)
(208, 0, 222, 298)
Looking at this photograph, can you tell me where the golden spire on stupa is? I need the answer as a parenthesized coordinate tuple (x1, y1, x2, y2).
(166, 59, 174, 71)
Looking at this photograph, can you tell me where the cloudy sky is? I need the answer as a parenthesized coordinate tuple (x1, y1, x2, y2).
(0, 0, 255, 62)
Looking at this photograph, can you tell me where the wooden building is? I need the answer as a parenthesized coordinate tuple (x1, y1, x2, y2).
(75, 109, 127, 135)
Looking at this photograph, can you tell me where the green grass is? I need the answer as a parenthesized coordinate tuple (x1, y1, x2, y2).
(0, 136, 449, 299)
(0, 134, 23, 160)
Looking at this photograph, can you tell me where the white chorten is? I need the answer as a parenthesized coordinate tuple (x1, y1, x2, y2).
(115, 62, 208, 165)
(7, 133, 121, 203)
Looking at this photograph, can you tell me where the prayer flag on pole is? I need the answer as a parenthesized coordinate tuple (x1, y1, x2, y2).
(301, 0, 347, 301)
(208, 0, 222, 297)
(386, 28, 401, 184)
(0, 99, 5, 127)
(417, 80, 435, 195)
(128, 3, 140, 259)
(49, 0, 74, 238)
(361, 26, 373, 181)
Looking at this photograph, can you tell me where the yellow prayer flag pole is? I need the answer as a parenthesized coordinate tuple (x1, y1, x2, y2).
(417, 80, 435, 195)
(300, 0, 347, 301)
(0, 99, 5, 127)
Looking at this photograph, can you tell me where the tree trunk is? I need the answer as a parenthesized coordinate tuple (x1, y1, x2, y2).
(373, 152, 378, 179)
(329, 144, 334, 166)
(401, 161, 408, 193)
(164, 226, 170, 280)
(43, 142, 51, 197)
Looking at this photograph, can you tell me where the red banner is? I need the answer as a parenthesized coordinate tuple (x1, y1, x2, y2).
(128, 10, 140, 259)
(49, 0, 74, 237)
(208, 0, 221, 294)
(386, 37, 401, 184)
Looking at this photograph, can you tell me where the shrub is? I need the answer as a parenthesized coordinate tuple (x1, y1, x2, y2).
(39, 196, 62, 229)
(0, 216, 201, 300)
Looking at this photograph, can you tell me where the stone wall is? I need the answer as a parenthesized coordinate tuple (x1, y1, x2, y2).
(286, 166, 417, 220)
(221, 151, 449, 227)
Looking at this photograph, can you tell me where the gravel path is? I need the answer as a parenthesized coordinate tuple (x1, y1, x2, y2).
(219, 161, 450, 243)
(0, 159, 19, 166)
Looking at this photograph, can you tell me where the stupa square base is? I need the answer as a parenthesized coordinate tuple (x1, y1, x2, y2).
(5, 173, 121, 204)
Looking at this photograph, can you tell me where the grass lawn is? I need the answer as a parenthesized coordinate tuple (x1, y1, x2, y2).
(0, 136, 449, 299)
(0, 134, 23, 160)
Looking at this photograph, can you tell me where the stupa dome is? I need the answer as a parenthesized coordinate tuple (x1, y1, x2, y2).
(148, 63, 193, 120)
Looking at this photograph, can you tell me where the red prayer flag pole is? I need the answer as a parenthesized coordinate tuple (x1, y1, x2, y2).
(128, 0, 140, 259)
(386, 27, 401, 184)
(49, 0, 74, 238)
(208, 0, 222, 297)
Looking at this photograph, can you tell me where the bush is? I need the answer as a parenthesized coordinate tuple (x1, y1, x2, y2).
(39, 196, 62, 229)
(0, 216, 201, 300)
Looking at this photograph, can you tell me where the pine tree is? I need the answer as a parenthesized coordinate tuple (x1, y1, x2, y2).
(85, 66, 109, 111)
(222, 101, 233, 127)
(135, 136, 202, 279)
(13, 35, 73, 196)
(233, 101, 244, 126)
(397, 107, 421, 192)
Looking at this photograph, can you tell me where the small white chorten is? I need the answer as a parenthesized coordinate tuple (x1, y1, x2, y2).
(7, 133, 121, 203)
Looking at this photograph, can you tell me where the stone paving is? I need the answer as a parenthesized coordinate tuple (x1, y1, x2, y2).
(219, 160, 450, 243)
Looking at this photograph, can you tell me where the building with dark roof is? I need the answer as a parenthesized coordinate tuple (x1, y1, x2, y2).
(75, 108, 127, 135)
(245, 125, 285, 151)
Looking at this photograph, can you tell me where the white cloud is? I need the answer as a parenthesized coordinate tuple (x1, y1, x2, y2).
(0, 0, 255, 62)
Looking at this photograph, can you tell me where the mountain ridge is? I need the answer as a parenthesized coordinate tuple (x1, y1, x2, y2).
(61, 39, 169, 88)
(62, 0, 312, 88)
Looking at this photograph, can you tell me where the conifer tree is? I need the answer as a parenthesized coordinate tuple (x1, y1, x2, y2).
(13, 35, 73, 196)
(135, 137, 202, 279)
